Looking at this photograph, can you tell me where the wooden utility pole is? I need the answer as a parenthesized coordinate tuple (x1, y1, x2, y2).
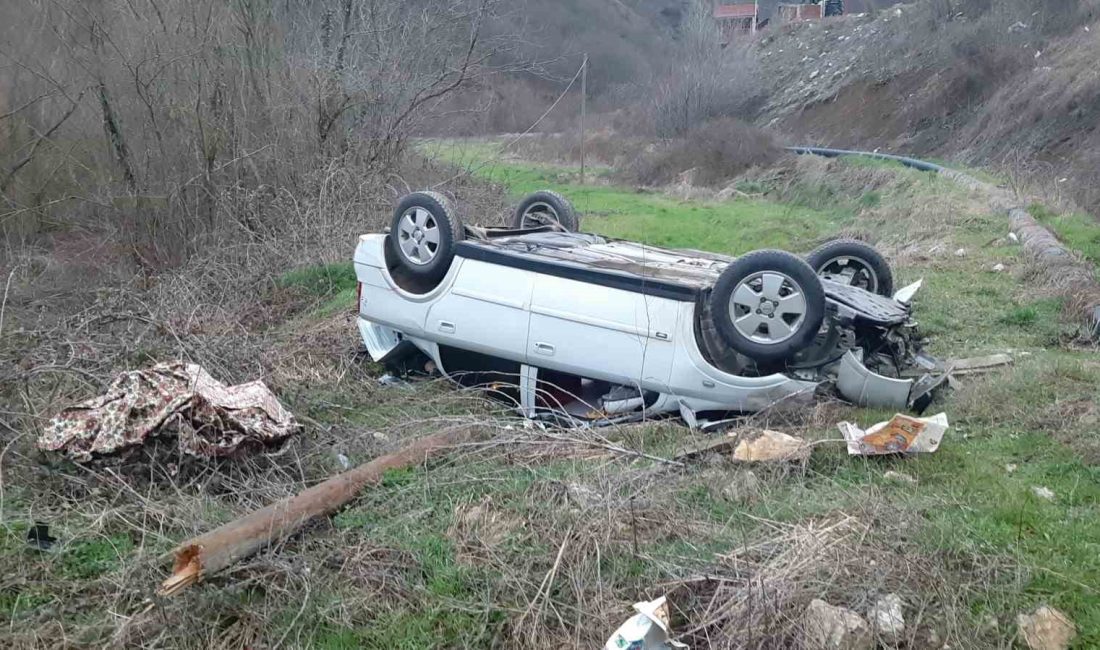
(159, 428, 485, 596)
(580, 54, 588, 185)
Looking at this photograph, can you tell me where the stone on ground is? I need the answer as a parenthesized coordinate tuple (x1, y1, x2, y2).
(869, 593, 905, 641)
(1017, 606, 1076, 650)
(803, 599, 873, 650)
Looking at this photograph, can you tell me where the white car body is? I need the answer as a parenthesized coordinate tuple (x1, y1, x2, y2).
(353, 230, 920, 422)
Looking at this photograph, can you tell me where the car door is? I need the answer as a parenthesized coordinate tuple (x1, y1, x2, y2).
(424, 258, 534, 363)
(526, 273, 677, 388)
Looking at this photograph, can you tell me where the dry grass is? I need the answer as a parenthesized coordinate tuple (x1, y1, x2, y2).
(3, 144, 1097, 647)
(670, 512, 1017, 649)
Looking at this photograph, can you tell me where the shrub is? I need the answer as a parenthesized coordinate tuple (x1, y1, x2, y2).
(626, 117, 780, 187)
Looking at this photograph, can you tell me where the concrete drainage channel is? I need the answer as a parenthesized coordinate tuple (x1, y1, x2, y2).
(788, 146, 1100, 339)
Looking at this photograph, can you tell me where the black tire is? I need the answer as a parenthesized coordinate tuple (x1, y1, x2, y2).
(388, 191, 464, 283)
(805, 239, 894, 297)
(511, 190, 579, 232)
(711, 250, 826, 363)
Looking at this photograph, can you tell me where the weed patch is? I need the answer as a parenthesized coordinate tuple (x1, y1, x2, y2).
(60, 534, 135, 580)
(279, 262, 357, 297)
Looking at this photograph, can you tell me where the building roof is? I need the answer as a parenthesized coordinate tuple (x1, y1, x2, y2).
(713, 3, 758, 19)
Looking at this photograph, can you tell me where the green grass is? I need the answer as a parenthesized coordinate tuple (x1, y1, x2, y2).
(1029, 202, 1100, 269)
(12, 139, 1100, 647)
(423, 139, 853, 254)
(277, 261, 358, 317)
(60, 534, 134, 580)
(410, 139, 1100, 645)
(281, 144, 1100, 646)
(279, 262, 357, 297)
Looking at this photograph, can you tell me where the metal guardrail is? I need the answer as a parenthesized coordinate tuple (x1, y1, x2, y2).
(785, 146, 947, 173)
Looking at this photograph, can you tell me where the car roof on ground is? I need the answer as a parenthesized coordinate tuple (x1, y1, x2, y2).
(457, 232, 733, 300)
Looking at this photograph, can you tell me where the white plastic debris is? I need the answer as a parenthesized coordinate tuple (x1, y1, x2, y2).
(1008, 232, 1020, 243)
(992, 263, 1006, 272)
(837, 413, 949, 456)
(883, 470, 918, 485)
(1032, 486, 1056, 501)
(954, 248, 967, 257)
(892, 279, 923, 304)
(604, 596, 688, 650)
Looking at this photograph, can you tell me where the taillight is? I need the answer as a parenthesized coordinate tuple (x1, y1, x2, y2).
(356, 282, 362, 313)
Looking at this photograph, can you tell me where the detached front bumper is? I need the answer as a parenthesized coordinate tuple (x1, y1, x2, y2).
(836, 350, 914, 409)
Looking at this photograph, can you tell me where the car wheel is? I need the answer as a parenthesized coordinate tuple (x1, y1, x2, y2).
(711, 250, 826, 363)
(389, 191, 464, 283)
(512, 190, 580, 232)
(805, 239, 894, 297)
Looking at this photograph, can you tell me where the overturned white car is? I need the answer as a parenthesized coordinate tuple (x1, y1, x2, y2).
(354, 190, 939, 425)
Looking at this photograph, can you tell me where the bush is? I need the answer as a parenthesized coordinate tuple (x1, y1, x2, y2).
(626, 118, 780, 187)
(637, 1, 764, 137)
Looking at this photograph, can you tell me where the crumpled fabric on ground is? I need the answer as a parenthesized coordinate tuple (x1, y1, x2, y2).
(38, 362, 300, 462)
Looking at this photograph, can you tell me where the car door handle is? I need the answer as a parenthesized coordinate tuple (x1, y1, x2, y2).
(534, 342, 555, 356)
(438, 321, 456, 334)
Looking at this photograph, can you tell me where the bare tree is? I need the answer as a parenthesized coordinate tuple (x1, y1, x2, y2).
(645, 0, 762, 137)
(0, 0, 519, 259)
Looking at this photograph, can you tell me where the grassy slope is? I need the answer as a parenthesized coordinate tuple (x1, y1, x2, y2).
(6, 142, 1100, 647)
(408, 142, 1100, 645)
(266, 143, 1100, 646)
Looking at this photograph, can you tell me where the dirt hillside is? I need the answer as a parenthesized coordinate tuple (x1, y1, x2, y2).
(750, 1, 1100, 209)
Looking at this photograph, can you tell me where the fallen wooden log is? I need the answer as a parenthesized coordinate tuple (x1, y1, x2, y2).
(1007, 206, 1100, 337)
(159, 428, 481, 596)
(946, 353, 1014, 375)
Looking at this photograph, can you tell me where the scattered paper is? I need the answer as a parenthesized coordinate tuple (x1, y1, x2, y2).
(837, 413, 949, 456)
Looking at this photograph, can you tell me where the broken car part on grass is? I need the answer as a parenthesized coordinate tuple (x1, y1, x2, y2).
(37, 362, 300, 462)
(604, 596, 688, 650)
(355, 190, 950, 427)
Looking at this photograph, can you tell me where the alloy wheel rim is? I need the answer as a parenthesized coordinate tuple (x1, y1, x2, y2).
(397, 207, 440, 265)
(728, 271, 808, 344)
